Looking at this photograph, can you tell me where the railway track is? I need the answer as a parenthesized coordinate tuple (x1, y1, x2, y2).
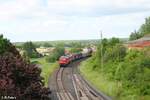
(56, 68, 74, 100)
(71, 61, 107, 100)
(49, 59, 112, 100)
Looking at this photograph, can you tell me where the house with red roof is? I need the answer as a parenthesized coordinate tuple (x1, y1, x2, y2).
(127, 34, 150, 50)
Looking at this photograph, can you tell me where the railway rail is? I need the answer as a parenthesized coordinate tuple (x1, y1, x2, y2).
(71, 61, 109, 100)
(49, 59, 112, 100)
(56, 68, 74, 100)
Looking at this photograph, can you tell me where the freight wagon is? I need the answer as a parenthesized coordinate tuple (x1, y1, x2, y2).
(59, 48, 92, 67)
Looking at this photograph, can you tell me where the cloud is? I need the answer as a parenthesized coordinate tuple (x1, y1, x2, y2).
(0, 0, 150, 42)
(1, 0, 150, 19)
(45, 0, 150, 16)
(0, 0, 39, 20)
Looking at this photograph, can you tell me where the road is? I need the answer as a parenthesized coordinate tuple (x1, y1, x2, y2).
(48, 59, 112, 100)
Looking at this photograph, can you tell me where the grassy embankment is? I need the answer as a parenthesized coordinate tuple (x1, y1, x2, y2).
(80, 58, 117, 99)
(31, 57, 59, 87)
(79, 58, 150, 100)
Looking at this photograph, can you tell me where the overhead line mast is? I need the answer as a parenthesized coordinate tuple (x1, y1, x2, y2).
(100, 31, 103, 72)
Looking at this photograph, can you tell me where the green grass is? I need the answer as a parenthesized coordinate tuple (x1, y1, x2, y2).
(30, 57, 59, 87)
(79, 58, 150, 100)
(80, 59, 117, 99)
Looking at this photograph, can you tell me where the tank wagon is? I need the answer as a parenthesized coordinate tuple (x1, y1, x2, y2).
(59, 48, 92, 67)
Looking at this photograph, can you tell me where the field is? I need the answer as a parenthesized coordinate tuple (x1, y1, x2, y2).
(31, 57, 59, 86)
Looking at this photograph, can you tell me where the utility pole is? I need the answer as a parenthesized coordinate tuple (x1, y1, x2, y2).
(100, 31, 103, 72)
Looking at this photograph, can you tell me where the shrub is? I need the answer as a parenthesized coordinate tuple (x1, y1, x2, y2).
(45, 45, 64, 63)
(0, 36, 51, 100)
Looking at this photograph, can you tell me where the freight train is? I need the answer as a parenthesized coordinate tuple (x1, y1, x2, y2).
(59, 48, 92, 67)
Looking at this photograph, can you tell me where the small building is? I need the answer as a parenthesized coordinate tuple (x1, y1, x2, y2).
(36, 47, 55, 56)
(127, 34, 150, 50)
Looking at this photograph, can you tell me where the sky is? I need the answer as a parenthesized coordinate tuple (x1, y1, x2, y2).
(0, 0, 150, 42)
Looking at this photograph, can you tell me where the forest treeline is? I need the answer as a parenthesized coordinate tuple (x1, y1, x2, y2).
(21, 41, 83, 63)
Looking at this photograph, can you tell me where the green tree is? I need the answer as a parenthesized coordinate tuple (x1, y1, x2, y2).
(101, 38, 108, 47)
(70, 42, 83, 48)
(104, 45, 126, 62)
(22, 41, 40, 58)
(45, 44, 65, 62)
(96, 38, 108, 59)
(43, 43, 53, 47)
(109, 37, 120, 46)
(129, 17, 150, 40)
(70, 48, 82, 53)
(139, 17, 150, 35)
(0, 35, 10, 54)
(129, 30, 141, 40)
(55, 44, 65, 58)
(96, 37, 120, 60)
(0, 34, 19, 55)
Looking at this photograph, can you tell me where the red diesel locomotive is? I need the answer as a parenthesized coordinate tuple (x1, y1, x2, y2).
(59, 48, 92, 67)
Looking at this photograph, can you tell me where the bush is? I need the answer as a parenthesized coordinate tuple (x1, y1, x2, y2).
(45, 54, 57, 63)
(0, 36, 51, 100)
(45, 45, 65, 63)
(70, 48, 82, 53)
(84, 37, 150, 99)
